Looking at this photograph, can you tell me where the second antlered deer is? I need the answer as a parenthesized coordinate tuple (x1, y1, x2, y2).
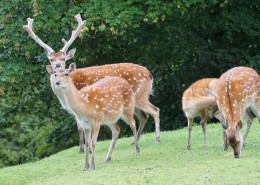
(214, 66, 260, 158)
(46, 63, 140, 170)
(23, 14, 160, 153)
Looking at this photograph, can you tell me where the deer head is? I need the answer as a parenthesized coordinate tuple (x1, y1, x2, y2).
(46, 63, 76, 88)
(23, 14, 86, 70)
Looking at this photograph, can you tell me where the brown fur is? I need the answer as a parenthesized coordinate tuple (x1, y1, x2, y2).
(182, 78, 218, 150)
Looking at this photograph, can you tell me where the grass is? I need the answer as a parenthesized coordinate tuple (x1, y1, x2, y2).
(0, 120, 260, 185)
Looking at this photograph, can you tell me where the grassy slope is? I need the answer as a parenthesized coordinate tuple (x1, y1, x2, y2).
(0, 120, 259, 185)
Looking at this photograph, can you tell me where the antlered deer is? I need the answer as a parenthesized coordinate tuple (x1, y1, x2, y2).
(214, 66, 260, 158)
(24, 14, 86, 152)
(23, 15, 160, 152)
(182, 78, 218, 150)
(46, 63, 140, 170)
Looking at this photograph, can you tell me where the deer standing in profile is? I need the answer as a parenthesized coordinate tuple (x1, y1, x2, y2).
(23, 14, 160, 153)
(214, 66, 260, 158)
(47, 63, 140, 170)
(182, 78, 219, 150)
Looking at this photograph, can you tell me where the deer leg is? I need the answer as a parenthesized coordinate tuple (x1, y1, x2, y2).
(90, 124, 100, 171)
(201, 110, 208, 150)
(131, 109, 149, 145)
(87, 129, 92, 154)
(243, 110, 253, 147)
(104, 123, 120, 163)
(123, 114, 140, 156)
(77, 122, 85, 153)
(83, 129, 91, 171)
(187, 117, 193, 150)
(223, 129, 229, 151)
(136, 100, 160, 143)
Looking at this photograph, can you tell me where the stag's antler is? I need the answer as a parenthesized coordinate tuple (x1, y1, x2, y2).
(23, 18, 55, 54)
(60, 14, 86, 53)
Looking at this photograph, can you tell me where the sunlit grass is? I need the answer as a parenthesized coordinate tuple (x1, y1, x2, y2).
(0, 120, 259, 185)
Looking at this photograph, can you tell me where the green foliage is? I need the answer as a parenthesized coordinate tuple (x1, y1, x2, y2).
(0, 122, 260, 184)
(1, 0, 260, 168)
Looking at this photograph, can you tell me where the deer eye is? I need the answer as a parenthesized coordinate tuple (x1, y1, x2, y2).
(64, 73, 69, 76)
(54, 74, 57, 77)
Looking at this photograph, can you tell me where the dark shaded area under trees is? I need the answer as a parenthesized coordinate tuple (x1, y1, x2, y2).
(0, 0, 259, 168)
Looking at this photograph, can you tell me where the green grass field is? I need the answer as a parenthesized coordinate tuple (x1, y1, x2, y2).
(0, 120, 259, 185)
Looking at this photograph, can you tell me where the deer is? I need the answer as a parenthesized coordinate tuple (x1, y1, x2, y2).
(23, 15, 160, 153)
(46, 63, 140, 170)
(213, 66, 260, 158)
(207, 81, 257, 148)
(23, 14, 86, 153)
(182, 78, 219, 150)
(68, 63, 160, 144)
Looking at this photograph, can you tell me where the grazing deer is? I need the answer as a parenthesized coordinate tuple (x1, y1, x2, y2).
(23, 15, 160, 151)
(214, 66, 260, 158)
(182, 78, 218, 150)
(208, 80, 256, 149)
(46, 63, 140, 170)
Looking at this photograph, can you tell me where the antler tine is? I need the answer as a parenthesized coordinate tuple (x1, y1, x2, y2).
(62, 38, 67, 44)
(23, 18, 55, 54)
(60, 14, 86, 53)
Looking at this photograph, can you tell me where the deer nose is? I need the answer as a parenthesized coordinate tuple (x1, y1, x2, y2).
(234, 153, 240, 158)
(56, 81, 60, 86)
(55, 63, 61, 68)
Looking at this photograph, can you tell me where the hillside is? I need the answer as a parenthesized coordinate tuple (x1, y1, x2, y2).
(0, 121, 259, 185)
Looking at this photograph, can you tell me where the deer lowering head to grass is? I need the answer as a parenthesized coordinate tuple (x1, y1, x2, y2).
(207, 80, 257, 149)
(47, 63, 140, 171)
(23, 15, 160, 150)
(214, 66, 260, 158)
(182, 78, 219, 150)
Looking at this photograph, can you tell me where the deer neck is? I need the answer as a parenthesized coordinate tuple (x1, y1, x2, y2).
(61, 78, 89, 114)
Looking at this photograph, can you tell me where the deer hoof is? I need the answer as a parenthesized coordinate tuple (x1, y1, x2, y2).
(242, 140, 246, 147)
(90, 166, 95, 171)
(79, 149, 84, 154)
(104, 157, 111, 163)
(155, 137, 161, 143)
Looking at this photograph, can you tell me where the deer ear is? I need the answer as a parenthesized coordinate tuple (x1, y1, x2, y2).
(214, 110, 224, 123)
(214, 110, 228, 130)
(68, 62, 76, 73)
(236, 120, 243, 131)
(66, 48, 76, 60)
(46, 65, 55, 74)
